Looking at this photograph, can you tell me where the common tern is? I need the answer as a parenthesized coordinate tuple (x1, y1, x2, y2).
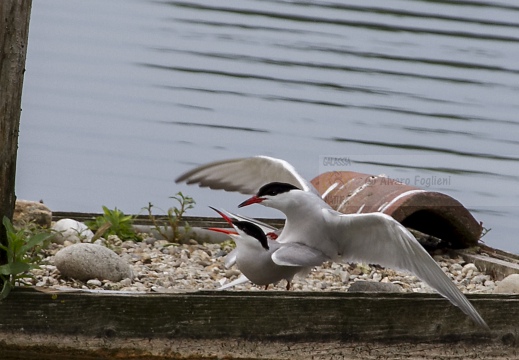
(208, 206, 280, 272)
(208, 208, 322, 290)
(176, 156, 489, 329)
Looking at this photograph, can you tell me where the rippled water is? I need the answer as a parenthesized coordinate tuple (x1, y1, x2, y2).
(18, 0, 519, 252)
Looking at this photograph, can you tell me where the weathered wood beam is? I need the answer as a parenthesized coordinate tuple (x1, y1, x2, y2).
(1, 288, 513, 343)
(0, 0, 32, 276)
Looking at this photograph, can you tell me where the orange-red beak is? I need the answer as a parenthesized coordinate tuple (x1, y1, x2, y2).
(209, 206, 234, 226)
(238, 195, 265, 208)
(206, 227, 238, 235)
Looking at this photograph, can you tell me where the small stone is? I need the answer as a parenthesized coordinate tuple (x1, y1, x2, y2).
(87, 279, 102, 287)
(471, 274, 488, 285)
(495, 274, 519, 294)
(94, 238, 106, 246)
(54, 243, 133, 282)
(119, 278, 132, 287)
(433, 254, 444, 262)
(51, 219, 94, 244)
(224, 269, 241, 278)
(145, 237, 158, 245)
(338, 270, 349, 283)
(13, 199, 52, 228)
(460, 278, 470, 286)
(462, 263, 478, 275)
(134, 282, 146, 290)
(450, 263, 463, 272)
(106, 235, 123, 247)
(121, 241, 136, 249)
(140, 253, 152, 264)
(484, 280, 495, 288)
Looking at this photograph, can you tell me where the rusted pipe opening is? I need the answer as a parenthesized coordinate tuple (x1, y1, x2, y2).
(400, 210, 459, 249)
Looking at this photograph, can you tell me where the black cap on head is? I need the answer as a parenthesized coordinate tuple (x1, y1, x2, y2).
(257, 182, 300, 198)
(232, 220, 269, 250)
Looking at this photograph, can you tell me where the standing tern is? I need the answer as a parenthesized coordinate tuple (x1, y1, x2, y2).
(208, 206, 281, 271)
(176, 156, 489, 329)
(207, 207, 324, 290)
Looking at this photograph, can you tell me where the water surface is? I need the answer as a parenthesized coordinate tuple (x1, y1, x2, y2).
(18, 0, 519, 252)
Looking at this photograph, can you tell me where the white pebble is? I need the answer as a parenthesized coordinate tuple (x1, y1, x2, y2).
(87, 279, 102, 287)
(462, 263, 478, 275)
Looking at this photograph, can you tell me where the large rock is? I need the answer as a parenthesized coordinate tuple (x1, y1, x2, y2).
(13, 199, 52, 228)
(51, 218, 94, 244)
(348, 281, 403, 293)
(495, 274, 519, 294)
(54, 243, 133, 282)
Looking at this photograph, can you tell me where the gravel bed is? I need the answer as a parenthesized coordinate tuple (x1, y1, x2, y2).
(28, 235, 496, 294)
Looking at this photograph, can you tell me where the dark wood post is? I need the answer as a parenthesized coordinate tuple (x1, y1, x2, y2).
(0, 1, 32, 275)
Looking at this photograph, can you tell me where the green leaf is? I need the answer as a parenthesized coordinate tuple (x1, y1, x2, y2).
(0, 280, 13, 301)
(2, 216, 15, 235)
(0, 264, 11, 275)
(8, 262, 32, 275)
(19, 232, 53, 255)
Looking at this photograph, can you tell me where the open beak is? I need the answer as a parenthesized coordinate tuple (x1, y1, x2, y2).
(209, 206, 233, 227)
(238, 195, 265, 208)
(206, 227, 238, 235)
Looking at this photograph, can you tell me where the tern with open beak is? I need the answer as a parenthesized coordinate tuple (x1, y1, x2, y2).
(208, 207, 326, 290)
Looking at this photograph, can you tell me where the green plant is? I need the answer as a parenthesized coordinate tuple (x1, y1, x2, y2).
(0, 217, 54, 300)
(86, 206, 140, 242)
(480, 226, 491, 241)
(145, 192, 195, 243)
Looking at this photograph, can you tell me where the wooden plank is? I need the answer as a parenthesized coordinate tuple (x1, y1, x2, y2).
(0, 288, 515, 342)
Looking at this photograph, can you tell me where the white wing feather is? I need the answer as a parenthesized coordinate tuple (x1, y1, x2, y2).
(176, 156, 319, 195)
(330, 211, 489, 330)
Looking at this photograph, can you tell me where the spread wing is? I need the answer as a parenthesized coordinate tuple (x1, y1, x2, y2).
(176, 155, 319, 195)
(329, 211, 489, 330)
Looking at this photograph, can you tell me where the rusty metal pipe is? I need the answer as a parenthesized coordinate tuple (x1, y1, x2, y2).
(311, 171, 483, 248)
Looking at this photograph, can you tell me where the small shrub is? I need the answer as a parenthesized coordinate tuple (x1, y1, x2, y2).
(145, 192, 195, 243)
(0, 217, 54, 300)
(86, 206, 140, 242)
